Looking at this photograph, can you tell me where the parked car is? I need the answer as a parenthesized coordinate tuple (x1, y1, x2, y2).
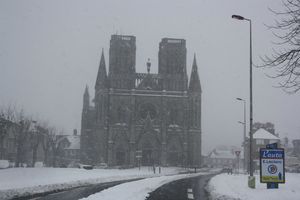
(94, 163, 108, 169)
(0, 160, 9, 169)
(9, 162, 15, 168)
(34, 161, 44, 168)
(77, 163, 93, 170)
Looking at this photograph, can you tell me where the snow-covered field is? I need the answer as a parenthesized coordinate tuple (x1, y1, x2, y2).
(0, 167, 184, 199)
(208, 173, 300, 200)
(81, 173, 206, 200)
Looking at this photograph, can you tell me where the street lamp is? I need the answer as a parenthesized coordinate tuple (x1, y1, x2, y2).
(236, 98, 246, 144)
(236, 98, 246, 172)
(232, 14, 255, 188)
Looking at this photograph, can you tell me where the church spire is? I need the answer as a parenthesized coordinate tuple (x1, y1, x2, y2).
(95, 49, 107, 90)
(189, 54, 202, 93)
(83, 85, 90, 109)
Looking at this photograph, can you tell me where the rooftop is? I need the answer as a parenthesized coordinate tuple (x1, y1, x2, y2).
(253, 128, 280, 140)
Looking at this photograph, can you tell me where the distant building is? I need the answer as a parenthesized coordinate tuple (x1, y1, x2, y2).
(244, 128, 280, 170)
(81, 35, 202, 167)
(253, 122, 276, 135)
(57, 129, 80, 167)
(0, 118, 46, 167)
(203, 146, 243, 169)
(1, 126, 17, 162)
(0, 117, 17, 161)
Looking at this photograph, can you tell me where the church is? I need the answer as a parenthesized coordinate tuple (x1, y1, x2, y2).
(81, 35, 202, 167)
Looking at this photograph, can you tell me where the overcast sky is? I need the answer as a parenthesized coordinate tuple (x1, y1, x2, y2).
(1, 0, 299, 153)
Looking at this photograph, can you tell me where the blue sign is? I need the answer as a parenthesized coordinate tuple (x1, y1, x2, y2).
(266, 143, 278, 149)
(260, 148, 285, 184)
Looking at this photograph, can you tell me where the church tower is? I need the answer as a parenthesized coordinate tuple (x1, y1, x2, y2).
(158, 38, 188, 91)
(108, 35, 136, 89)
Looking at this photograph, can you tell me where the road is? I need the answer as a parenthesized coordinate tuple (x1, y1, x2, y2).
(146, 174, 216, 200)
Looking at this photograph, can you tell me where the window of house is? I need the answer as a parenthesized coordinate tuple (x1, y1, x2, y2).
(256, 139, 264, 145)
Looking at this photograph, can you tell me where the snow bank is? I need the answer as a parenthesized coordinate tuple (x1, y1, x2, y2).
(0, 167, 183, 199)
(208, 173, 300, 200)
(81, 173, 206, 200)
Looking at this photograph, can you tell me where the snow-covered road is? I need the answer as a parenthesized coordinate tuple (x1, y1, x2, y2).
(80, 173, 209, 200)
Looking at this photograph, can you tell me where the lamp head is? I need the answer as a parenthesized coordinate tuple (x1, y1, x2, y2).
(232, 15, 245, 20)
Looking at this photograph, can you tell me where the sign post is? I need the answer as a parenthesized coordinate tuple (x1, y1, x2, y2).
(235, 150, 241, 174)
(136, 150, 142, 170)
(260, 144, 285, 189)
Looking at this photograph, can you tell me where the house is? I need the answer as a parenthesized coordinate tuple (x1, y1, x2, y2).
(204, 146, 243, 170)
(244, 128, 280, 171)
(58, 129, 80, 167)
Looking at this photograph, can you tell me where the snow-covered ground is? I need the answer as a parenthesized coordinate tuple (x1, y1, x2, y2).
(0, 167, 184, 199)
(81, 173, 206, 200)
(208, 173, 300, 200)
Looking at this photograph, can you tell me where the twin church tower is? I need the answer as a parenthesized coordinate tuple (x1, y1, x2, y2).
(81, 35, 202, 167)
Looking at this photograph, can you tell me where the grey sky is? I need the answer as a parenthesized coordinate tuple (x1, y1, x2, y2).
(1, 0, 299, 153)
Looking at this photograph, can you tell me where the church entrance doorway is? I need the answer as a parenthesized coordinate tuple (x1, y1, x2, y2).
(167, 151, 180, 166)
(142, 149, 153, 166)
(116, 151, 125, 166)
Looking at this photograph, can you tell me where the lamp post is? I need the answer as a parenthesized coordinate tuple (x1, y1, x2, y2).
(238, 120, 246, 172)
(232, 14, 255, 188)
(236, 98, 246, 142)
(236, 98, 246, 172)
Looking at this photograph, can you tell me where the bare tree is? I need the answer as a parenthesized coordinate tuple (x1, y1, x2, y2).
(15, 118, 32, 167)
(39, 124, 51, 166)
(260, 0, 300, 93)
(46, 127, 64, 167)
(8, 107, 34, 167)
(29, 121, 43, 167)
(0, 104, 62, 167)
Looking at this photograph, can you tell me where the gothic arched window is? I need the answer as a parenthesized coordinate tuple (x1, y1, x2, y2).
(139, 103, 157, 119)
(117, 106, 126, 122)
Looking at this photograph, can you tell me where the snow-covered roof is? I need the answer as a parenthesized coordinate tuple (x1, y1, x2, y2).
(65, 135, 80, 150)
(210, 150, 236, 159)
(253, 128, 279, 140)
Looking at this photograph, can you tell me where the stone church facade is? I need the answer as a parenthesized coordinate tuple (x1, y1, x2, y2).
(81, 35, 202, 167)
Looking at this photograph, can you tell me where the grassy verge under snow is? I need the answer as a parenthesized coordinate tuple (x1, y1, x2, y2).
(208, 173, 300, 200)
(0, 167, 185, 199)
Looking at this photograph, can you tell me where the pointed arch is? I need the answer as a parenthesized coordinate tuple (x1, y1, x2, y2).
(112, 131, 130, 166)
(167, 135, 184, 166)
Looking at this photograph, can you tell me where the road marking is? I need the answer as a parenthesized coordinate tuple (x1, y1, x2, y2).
(187, 188, 194, 199)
